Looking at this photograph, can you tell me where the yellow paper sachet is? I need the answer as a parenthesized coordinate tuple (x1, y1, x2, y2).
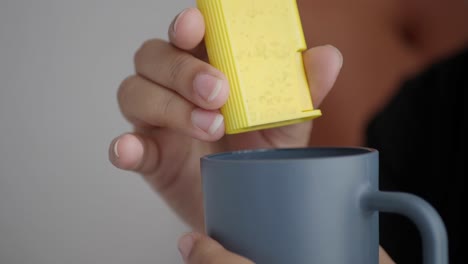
(197, 0, 322, 134)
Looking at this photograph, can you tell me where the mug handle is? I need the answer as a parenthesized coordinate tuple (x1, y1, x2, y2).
(361, 191, 448, 264)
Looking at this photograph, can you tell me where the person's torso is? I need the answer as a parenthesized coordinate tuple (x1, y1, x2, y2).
(366, 47, 467, 263)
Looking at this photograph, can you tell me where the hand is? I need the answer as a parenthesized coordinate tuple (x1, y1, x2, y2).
(176, 233, 396, 264)
(108, 8, 342, 231)
(178, 232, 253, 264)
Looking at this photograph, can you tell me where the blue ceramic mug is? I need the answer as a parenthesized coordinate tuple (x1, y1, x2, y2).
(201, 147, 448, 264)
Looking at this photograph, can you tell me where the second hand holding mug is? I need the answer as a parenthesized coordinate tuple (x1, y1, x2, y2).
(201, 147, 448, 264)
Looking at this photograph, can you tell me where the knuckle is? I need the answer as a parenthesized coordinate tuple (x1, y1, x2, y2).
(117, 75, 139, 108)
(152, 91, 177, 127)
(168, 53, 192, 86)
(133, 38, 166, 66)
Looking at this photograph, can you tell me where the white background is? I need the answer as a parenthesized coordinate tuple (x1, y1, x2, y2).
(0, 1, 193, 263)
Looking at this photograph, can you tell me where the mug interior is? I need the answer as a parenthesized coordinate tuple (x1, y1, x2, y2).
(204, 147, 374, 161)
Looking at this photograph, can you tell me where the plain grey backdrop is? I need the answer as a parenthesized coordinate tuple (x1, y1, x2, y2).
(0, 0, 193, 263)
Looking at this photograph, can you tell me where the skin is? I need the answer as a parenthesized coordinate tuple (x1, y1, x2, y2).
(177, 232, 395, 264)
(108, 8, 395, 264)
(299, 0, 468, 146)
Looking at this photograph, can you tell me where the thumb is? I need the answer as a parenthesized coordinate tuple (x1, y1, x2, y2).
(256, 45, 343, 148)
(178, 232, 254, 264)
(303, 45, 343, 107)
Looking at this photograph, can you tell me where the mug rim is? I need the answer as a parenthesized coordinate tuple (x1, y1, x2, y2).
(202, 147, 377, 163)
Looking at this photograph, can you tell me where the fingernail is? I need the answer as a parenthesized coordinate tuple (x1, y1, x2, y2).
(172, 8, 190, 35)
(193, 73, 223, 102)
(326, 44, 343, 69)
(191, 109, 224, 135)
(113, 137, 121, 158)
(178, 233, 194, 260)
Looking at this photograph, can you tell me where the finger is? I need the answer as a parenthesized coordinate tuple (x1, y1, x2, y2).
(303, 45, 343, 107)
(168, 8, 206, 54)
(257, 45, 343, 147)
(134, 39, 229, 110)
(118, 75, 225, 141)
(178, 233, 254, 264)
(108, 133, 158, 174)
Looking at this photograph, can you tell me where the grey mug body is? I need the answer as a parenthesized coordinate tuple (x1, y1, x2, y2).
(201, 147, 447, 264)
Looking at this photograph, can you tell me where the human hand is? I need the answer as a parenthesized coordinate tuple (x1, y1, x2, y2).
(176, 233, 395, 264)
(108, 8, 342, 231)
(178, 232, 254, 264)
